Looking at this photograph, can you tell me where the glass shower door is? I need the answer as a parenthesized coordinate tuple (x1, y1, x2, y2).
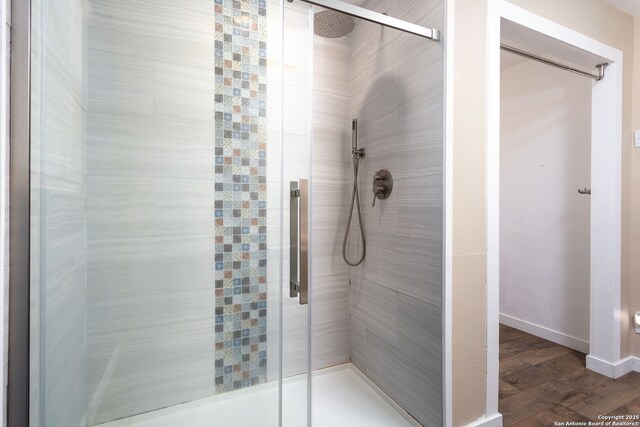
(284, 0, 446, 426)
(280, 1, 313, 426)
(29, 0, 305, 426)
(28, 0, 446, 424)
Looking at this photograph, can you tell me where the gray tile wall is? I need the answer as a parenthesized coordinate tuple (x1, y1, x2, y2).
(271, 1, 353, 381)
(348, 0, 444, 425)
(277, 2, 314, 381)
(85, 1, 215, 424)
(24, 0, 443, 424)
(272, 2, 355, 380)
(311, 33, 352, 370)
(84, 0, 354, 422)
(30, 0, 89, 426)
(264, 0, 285, 384)
(87, 0, 215, 424)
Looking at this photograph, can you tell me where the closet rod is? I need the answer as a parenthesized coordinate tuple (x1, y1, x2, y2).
(501, 44, 608, 81)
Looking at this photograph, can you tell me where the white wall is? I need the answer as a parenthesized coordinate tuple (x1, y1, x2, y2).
(500, 52, 592, 348)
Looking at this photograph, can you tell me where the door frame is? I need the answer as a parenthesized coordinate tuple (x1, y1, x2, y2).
(7, 0, 32, 425)
(486, 0, 624, 420)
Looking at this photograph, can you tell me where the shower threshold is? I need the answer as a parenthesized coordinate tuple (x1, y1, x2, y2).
(94, 364, 419, 427)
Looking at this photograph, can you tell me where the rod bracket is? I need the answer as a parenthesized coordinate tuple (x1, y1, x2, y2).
(596, 63, 608, 82)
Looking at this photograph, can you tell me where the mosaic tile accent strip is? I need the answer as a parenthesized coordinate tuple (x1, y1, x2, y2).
(214, 0, 268, 393)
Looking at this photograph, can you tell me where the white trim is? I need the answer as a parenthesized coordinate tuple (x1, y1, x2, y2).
(486, 0, 623, 418)
(500, 314, 590, 354)
(485, 0, 501, 418)
(443, 0, 454, 425)
(589, 59, 623, 365)
(464, 413, 503, 427)
(498, 2, 622, 60)
(585, 356, 640, 379)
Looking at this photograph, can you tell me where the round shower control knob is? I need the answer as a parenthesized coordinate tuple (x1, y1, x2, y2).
(372, 169, 393, 207)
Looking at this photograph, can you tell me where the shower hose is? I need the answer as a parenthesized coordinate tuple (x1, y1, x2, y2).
(342, 156, 366, 266)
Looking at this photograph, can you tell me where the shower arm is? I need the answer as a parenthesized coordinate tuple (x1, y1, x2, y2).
(287, 0, 441, 41)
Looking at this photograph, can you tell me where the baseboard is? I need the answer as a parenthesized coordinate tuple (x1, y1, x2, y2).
(586, 355, 640, 379)
(464, 413, 503, 427)
(500, 313, 589, 353)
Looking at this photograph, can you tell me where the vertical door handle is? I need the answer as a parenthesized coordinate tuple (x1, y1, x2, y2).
(290, 180, 308, 305)
(290, 181, 299, 298)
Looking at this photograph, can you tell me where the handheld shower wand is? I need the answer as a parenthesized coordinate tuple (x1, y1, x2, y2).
(352, 119, 359, 152)
(343, 119, 366, 266)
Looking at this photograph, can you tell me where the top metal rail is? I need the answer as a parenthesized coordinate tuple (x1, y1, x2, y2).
(288, 0, 441, 41)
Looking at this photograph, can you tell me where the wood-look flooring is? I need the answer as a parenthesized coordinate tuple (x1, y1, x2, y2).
(499, 324, 640, 426)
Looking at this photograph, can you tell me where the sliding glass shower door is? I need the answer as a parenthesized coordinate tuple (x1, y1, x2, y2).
(284, 0, 445, 426)
(29, 0, 309, 426)
(28, 0, 444, 425)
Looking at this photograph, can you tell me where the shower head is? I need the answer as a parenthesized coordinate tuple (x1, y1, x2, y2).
(314, 10, 355, 38)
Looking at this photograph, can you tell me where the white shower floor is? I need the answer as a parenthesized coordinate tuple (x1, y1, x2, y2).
(97, 364, 419, 427)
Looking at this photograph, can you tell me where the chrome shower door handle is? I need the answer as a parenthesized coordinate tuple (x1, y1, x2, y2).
(289, 180, 309, 305)
(299, 179, 309, 305)
(290, 181, 300, 298)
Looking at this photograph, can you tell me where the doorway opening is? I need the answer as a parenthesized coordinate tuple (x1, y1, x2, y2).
(498, 33, 594, 423)
(500, 40, 592, 357)
(486, 1, 624, 423)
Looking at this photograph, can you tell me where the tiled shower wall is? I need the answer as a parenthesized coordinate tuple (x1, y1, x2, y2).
(267, 6, 444, 426)
(310, 25, 353, 370)
(213, 0, 269, 393)
(30, 0, 89, 425)
(85, 1, 216, 424)
(348, 0, 444, 425)
(28, 0, 443, 424)
(266, 1, 353, 380)
(85, 0, 277, 423)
